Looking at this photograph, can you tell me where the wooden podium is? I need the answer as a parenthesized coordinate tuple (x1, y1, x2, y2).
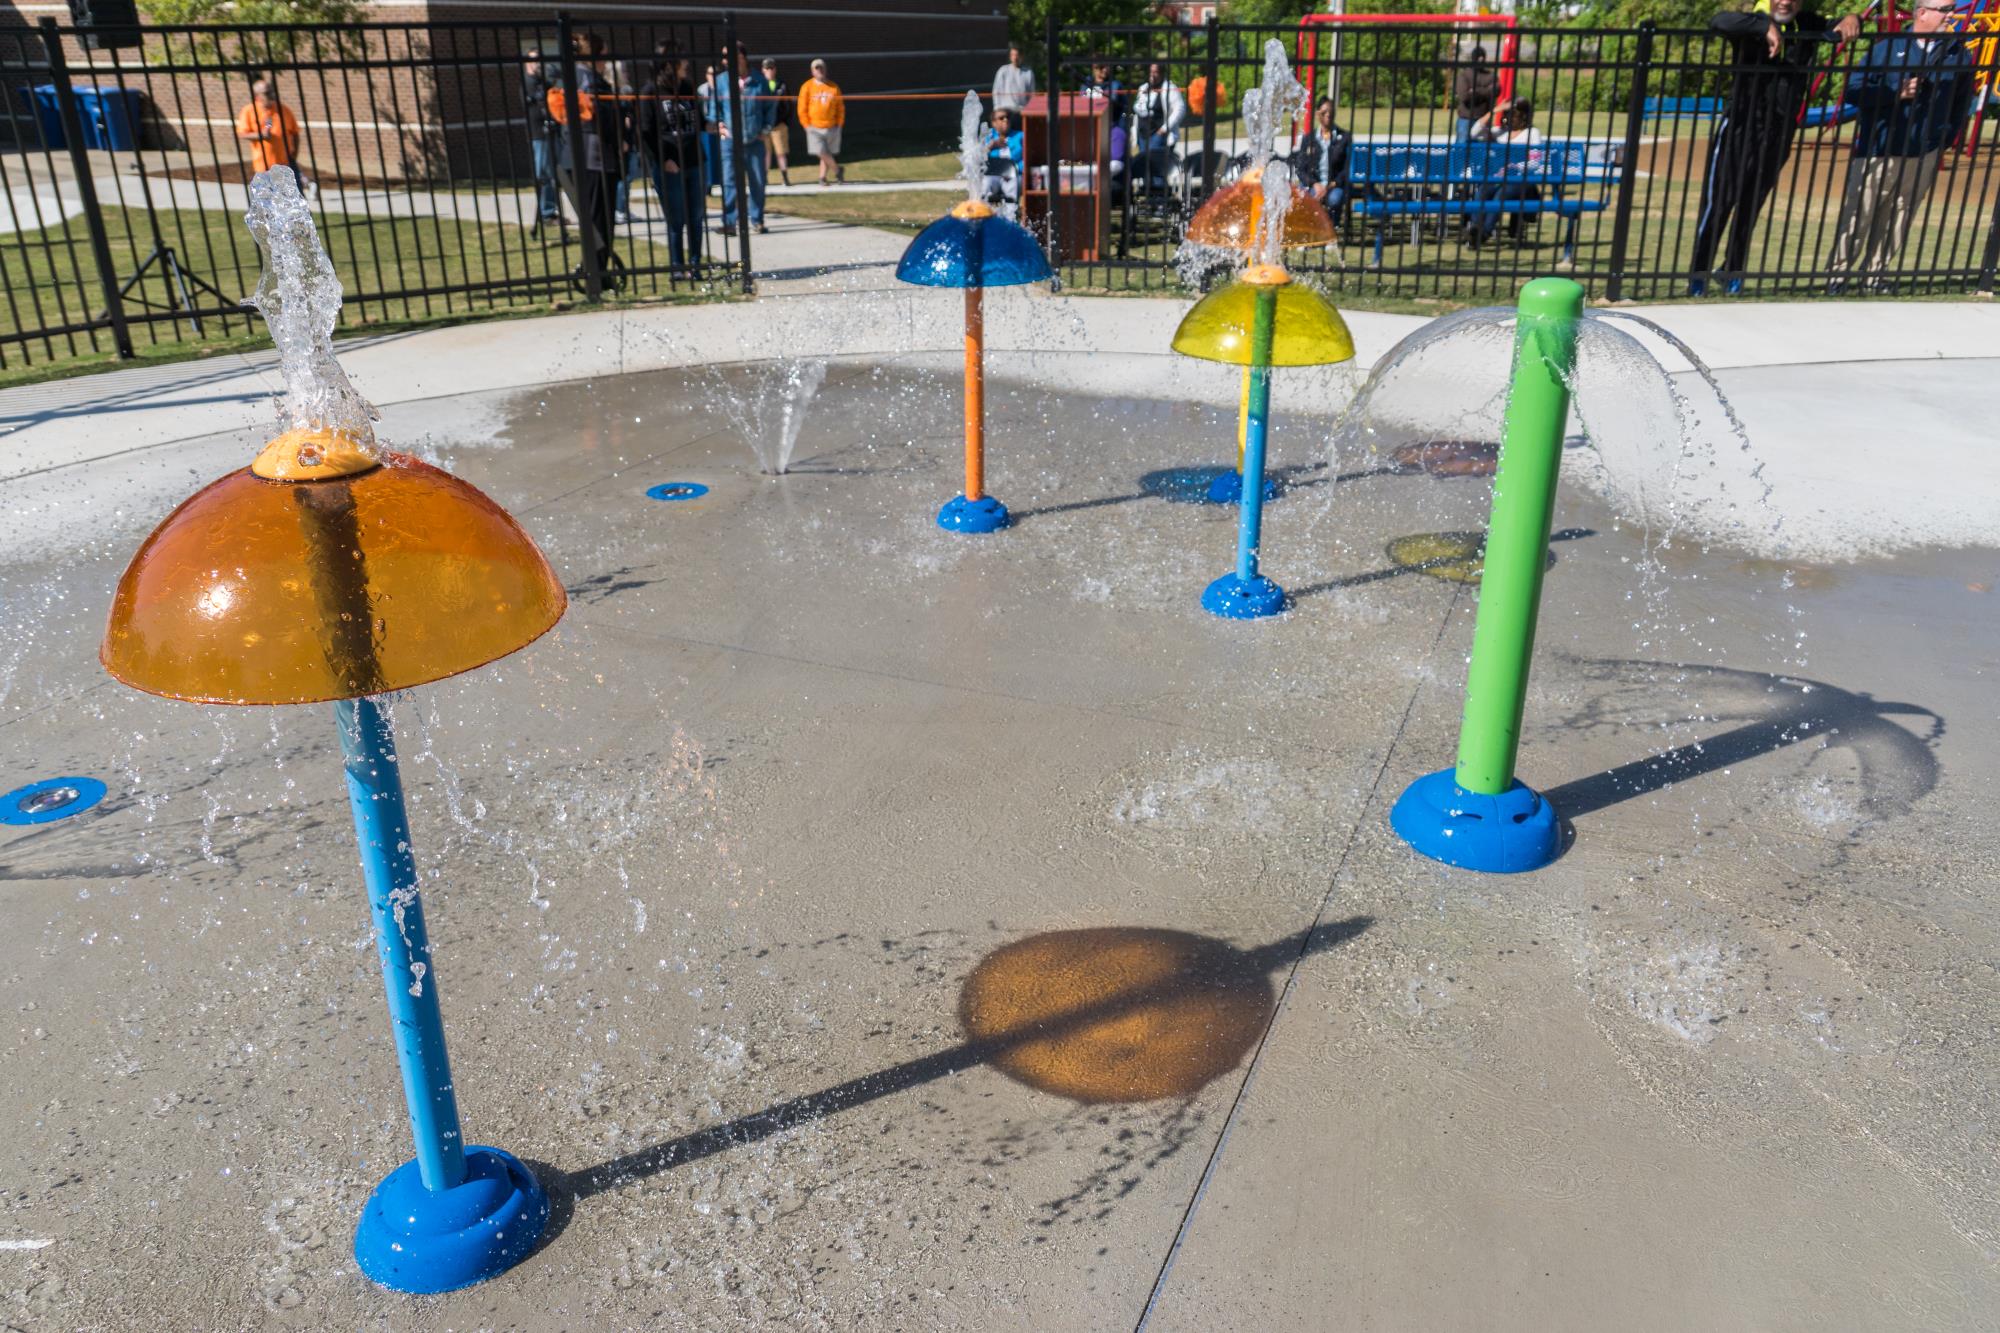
(1021, 93, 1111, 264)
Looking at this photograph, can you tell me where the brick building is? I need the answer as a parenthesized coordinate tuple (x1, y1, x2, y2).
(1, 0, 1012, 179)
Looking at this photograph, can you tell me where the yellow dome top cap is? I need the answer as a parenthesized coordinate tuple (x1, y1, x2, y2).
(1182, 178, 1337, 253)
(101, 452, 567, 705)
(251, 427, 380, 481)
(951, 199, 996, 220)
(1170, 277, 1357, 368)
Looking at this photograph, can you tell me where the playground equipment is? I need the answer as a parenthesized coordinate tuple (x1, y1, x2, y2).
(897, 92, 1055, 533)
(1295, 13, 1519, 119)
(1171, 244, 1353, 619)
(1184, 169, 1336, 506)
(1389, 277, 1583, 873)
(100, 170, 565, 1293)
(1182, 41, 1337, 507)
(1172, 43, 1354, 618)
(1870, 0, 2000, 151)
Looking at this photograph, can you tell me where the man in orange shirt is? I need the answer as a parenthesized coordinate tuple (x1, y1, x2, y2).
(236, 79, 302, 188)
(796, 58, 845, 185)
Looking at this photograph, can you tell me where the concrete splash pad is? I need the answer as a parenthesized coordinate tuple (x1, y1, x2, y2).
(1, 358, 1997, 1329)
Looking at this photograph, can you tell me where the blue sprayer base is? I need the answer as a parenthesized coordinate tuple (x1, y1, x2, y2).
(354, 1146, 549, 1294)
(1390, 768, 1561, 874)
(937, 494, 1010, 533)
(1202, 471, 1282, 505)
(1200, 572, 1287, 620)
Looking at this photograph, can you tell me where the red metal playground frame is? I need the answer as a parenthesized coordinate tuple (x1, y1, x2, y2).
(1295, 12, 1520, 114)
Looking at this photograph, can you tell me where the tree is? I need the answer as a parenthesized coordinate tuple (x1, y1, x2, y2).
(1009, 0, 1161, 60)
(142, 0, 365, 64)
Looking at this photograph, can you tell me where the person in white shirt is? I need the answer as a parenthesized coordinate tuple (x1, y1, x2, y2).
(992, 45, 1035, 113)
(1463, 96, 1545, 246)
(1129, 61, 1187, 155)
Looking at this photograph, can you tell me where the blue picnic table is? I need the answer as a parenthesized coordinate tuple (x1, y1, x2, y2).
(1342, 140, 1621, 264)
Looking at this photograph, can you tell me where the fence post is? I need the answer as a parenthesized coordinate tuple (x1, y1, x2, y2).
(41, 18, 134, 359)
(1200, 15, 1219, 200)
(1605, 22, 1653, 303)
(1043, 9, 1060, 285)
(1980, 180, 2000, 293)
(554, 12, 602, 302)
(724, 12, 753, 295)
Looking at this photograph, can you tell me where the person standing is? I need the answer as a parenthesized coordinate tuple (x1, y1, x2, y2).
(798, 58, 846, 185)
(522, 51, 560, 229)
(1079, 60, 1129, 170)
(759, 58, 794, 188)
(993, 44, 1035, 114)
(1452, 47, 1498, 144)
(550, 32, 620, 281)
(1828, 0, 1974, 290)
(707, 43, 772, 233)
(235, 79, 302, 190)
(612, 53, 643, 225)
(1690, 0, 1861, 294)
(641, 55, 707, 270)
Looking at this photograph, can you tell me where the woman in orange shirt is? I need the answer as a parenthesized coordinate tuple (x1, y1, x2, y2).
(796, 58, 845, 185)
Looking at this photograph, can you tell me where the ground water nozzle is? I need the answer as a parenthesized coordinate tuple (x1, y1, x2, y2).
(100, 167, 563, 1294)
(1390, 276, 1585, 873)
(895, 184, 1052, 534)
(1170, 261, 1354, 619)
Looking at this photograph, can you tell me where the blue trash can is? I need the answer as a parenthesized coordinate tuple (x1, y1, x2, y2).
(19, 84, 64, 149)
(76, 86, 144, 150)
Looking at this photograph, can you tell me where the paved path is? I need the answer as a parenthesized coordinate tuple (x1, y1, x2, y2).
(1, 252, 1997, 1328)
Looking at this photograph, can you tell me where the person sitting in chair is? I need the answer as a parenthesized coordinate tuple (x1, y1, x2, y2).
(1463, 96, 1544, 247)
(1293, 96, 1353, 223)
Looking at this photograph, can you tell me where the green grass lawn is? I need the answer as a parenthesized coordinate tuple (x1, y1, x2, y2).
(766, 187, 961, 235)
(0, 203, 732, 381)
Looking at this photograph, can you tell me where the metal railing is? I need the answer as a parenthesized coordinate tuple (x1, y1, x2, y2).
(1043, 19, 2000, 301)
(0, 12, 750, 368)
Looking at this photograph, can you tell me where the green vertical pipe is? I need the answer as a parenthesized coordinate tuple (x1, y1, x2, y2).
(1453, 278, 1585, 795)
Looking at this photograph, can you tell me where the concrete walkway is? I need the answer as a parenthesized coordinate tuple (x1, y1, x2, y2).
(5, 211, 1999, 562)
(1, 274, 1997, 1328)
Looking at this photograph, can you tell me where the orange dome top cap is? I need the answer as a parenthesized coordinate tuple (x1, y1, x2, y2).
(1183, 175, 1336, 255)
(99, 168, 566, 706)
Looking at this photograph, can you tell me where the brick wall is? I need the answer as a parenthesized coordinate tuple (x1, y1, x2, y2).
(0, 2, 1012, 180)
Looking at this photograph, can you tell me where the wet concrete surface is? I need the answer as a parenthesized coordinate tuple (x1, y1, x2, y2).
(1, 361, 1996, 1330)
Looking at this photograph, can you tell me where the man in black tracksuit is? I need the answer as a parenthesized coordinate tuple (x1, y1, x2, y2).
(1691, 0, 1861, 293)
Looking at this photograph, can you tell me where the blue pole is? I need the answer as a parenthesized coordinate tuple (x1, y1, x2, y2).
(335, 695, 466, 1193)
(1234, 285, 1278, 583)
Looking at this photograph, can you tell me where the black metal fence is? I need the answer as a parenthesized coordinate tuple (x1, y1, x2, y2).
(1044, 19, 2000, 301)
(0, 13, 751, 369)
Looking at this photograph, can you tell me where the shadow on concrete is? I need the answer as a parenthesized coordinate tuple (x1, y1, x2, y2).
(555, 915, 1371, 1211)
(1543, 659, 1943, 823)
(752, 259, 897, 283)
(1010, 462, 1396, 522)
(1289, 526, 1595, 602)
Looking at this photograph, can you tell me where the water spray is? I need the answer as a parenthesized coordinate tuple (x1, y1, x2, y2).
(1390, 277, 1584, 872)
(895, 90, 1054, 533)
(1178, 40, 1334, 508)
(1172, 130, 1353, 619)
(100, 169, 563, 1292)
